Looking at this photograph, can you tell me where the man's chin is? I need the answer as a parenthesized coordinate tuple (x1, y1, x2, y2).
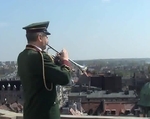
(43, 46, 47, 51)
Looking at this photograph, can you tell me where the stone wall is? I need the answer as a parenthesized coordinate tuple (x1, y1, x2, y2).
(0, 109, 149, 119)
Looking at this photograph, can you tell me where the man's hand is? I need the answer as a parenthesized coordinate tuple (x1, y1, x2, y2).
(59, 48, 69, 61)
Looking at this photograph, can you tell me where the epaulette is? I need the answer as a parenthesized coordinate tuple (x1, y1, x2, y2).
(42, 51, 54, 63)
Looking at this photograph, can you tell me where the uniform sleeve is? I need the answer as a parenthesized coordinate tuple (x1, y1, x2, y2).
(28, 51, 71, 85)
(17, 53, 21, 77)
(44, 54, 72, 85)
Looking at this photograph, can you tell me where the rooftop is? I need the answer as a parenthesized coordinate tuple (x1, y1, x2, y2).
(69, 90, 137, 99)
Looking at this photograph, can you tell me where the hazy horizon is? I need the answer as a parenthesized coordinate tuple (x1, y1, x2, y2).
(1, 57, 150, 62)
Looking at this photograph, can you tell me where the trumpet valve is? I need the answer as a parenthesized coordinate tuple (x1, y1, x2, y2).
(54, 56, 62, 66)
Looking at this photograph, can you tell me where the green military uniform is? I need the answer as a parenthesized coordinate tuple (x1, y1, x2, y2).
(17, 21, 71, 119)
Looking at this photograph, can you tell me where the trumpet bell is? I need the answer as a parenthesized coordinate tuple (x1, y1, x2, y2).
(70, 60, 87, 72)
(78, 65, 87, 72)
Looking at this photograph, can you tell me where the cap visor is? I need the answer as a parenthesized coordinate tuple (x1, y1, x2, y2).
(45, 31, 51, 35)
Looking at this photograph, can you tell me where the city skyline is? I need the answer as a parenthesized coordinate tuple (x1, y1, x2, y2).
(1, 0, 150, 61)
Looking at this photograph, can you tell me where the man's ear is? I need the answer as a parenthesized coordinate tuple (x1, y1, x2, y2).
(37, 34, 42, 42)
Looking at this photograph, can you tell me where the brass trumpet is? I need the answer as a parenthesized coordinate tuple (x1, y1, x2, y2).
(46, 44, 87, 72)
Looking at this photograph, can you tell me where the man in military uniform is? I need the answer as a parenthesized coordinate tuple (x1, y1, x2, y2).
(17, 21, 71, 119)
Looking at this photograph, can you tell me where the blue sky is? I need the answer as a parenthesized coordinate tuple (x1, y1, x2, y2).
(0, 0, 150, 61)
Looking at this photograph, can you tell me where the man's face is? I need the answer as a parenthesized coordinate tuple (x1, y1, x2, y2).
(38, 33, 49, 50)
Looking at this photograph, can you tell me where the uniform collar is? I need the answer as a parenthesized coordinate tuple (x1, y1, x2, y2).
(26, 44, 42, 52)
(31, 44, 42, 51)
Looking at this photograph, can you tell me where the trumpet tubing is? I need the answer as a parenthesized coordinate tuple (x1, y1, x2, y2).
(46, 44, 87, 72)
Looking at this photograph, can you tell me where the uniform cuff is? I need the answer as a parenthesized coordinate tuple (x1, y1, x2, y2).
(61, 60, 71, 67)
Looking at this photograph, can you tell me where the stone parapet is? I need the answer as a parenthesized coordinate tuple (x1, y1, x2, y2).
(0, 109, 149, 119)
